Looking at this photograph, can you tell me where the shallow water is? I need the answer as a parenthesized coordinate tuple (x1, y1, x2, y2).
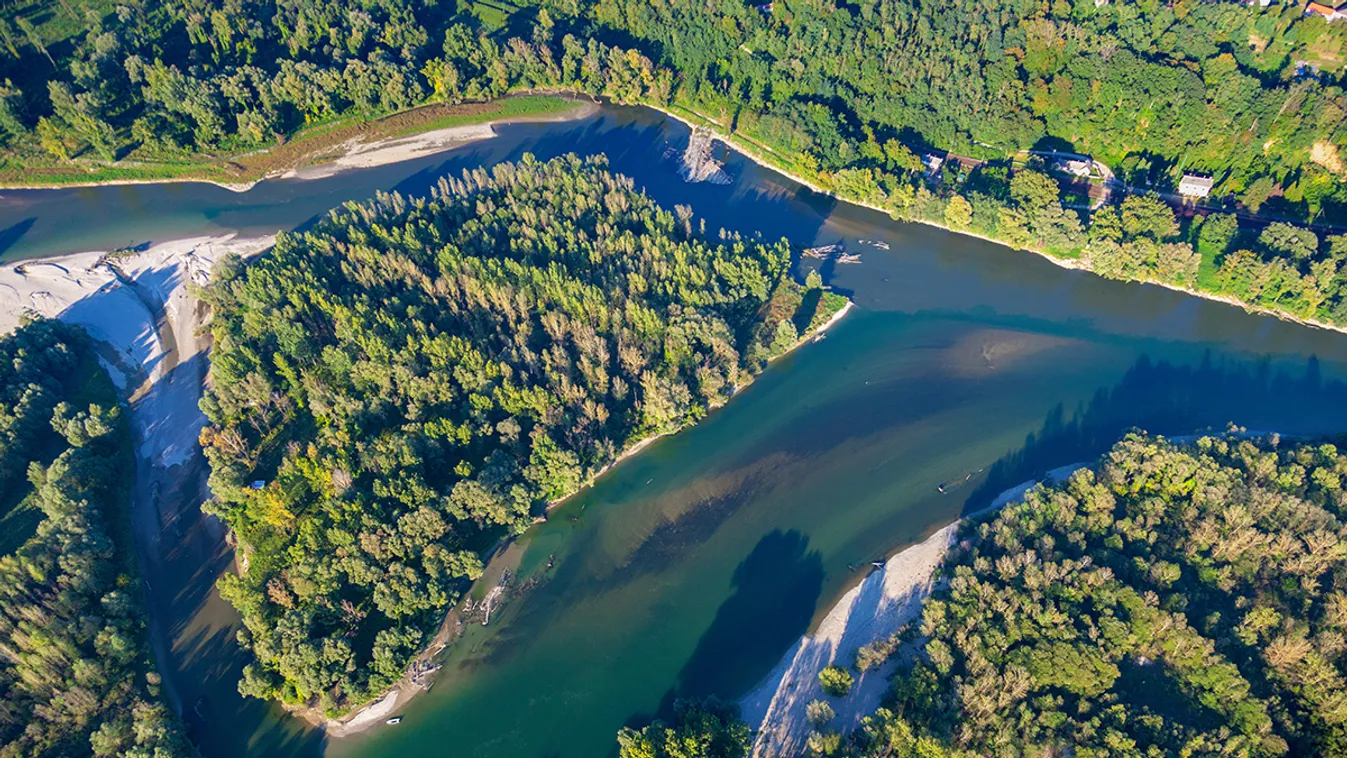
(8, 106, 1347, 758)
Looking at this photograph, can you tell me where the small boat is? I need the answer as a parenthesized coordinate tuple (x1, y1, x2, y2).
(871, 561, 885, 568)
(386, 717, 402, 725)
(812, 333, 826, 343)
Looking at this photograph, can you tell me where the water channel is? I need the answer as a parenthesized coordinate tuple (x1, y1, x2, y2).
(6, 105, 1347, 758)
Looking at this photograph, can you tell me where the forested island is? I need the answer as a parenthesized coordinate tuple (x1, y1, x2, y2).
(645, 431, 1347, 757)
(199, 153, 845, 716)
(0, 319, 188, 757)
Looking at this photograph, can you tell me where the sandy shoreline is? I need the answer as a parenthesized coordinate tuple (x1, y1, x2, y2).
(0, 233, 279, 744)
(739, 462, 1087, 757)
(275, 123, 499, 181)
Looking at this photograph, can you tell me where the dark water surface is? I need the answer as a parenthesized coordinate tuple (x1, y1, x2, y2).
(8, 106, 1347, 758)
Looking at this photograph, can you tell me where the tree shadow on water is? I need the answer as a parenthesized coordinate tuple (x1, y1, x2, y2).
(0, 217, 35, 256)
(626, 529, 824, 733)
(960, 351, 1347, 517)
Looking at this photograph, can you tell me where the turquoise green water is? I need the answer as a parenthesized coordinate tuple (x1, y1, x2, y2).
(333, 308, 1347, 758)
(9, 105, 1347, 758)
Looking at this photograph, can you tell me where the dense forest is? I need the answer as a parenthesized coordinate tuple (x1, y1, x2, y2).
(547, 0, 1347, 219)
(779, 432, 1347, 757)
(200, 153, 843, 713)
(6, 0, 1347, 326)
(0, 0, 671, 168)
(0, 319, 188, 758)
(4, 0, 1344, 219)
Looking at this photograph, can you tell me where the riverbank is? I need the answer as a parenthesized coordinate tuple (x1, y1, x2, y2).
(322, 297, 857, 738)
(546, 298, 853, 515)
(643, 101, 1347, 340)
(0, 233, 290, 752)
(739, 461, 1087, 758)
(0, 95, 593, 193)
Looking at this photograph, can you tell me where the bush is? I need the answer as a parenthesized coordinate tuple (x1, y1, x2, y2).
(855, 627, 908, 672)
(806, 730, 842, 756)
(818, 665, 854, 697)
(806, 699, 835, 726)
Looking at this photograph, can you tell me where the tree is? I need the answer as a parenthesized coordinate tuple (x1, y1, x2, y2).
(48, 81, 117, 161)
(807, 699, 835, 726)
(1242, 177, 1278, 214)
(819, 665, 853, 696)
(806, 730, 842, 756)
(14, 16, 52, 67)
(0, 79, 25, 137)
(1010, 170, 1061, 211)
(36, 116, 76, 160)
(883, 139, 923, 172)
(1259, 222, 1319, 263)
(1198, 213, 1239, 256)
(1119, 195, 1177, 240)
(770, 319, 798, 355)
(0, 17, 19, 60)
(617, 699, 751, 758)
(944, 194, 973, 230)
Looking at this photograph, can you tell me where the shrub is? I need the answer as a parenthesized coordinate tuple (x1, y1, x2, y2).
(818, 665, 853, 697)
(806, 699, 835, 726)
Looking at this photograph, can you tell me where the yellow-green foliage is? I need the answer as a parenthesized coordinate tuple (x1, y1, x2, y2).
(201, 154, 818, 714)
(886, 432, 1347, 757)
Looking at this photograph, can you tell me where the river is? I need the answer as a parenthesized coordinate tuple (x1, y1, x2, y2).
(6, 105, 1347, 758)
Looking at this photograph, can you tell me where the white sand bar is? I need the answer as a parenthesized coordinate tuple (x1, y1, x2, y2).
(0, 235, 274, 465)
(740, 463, 1086, 757)
(280, 123, 498, 180)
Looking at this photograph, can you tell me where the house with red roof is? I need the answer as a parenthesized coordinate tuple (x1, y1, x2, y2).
(1306, 1, 1347, 21)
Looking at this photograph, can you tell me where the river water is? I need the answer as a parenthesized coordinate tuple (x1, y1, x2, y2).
(7, 105, 1347, 758)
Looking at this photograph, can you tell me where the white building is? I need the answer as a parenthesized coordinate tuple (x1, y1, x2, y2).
(1054, 159, 1092, 178)
(1178, 174, 1214, 199)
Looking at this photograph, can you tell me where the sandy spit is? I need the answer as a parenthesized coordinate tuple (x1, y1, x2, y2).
(0, 235, 272, 385)
(739, 462, 1087, 758)
(277, 123, 499, 181)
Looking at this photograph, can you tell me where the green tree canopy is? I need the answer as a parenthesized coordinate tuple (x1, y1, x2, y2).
(202, 154, 840, 714)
